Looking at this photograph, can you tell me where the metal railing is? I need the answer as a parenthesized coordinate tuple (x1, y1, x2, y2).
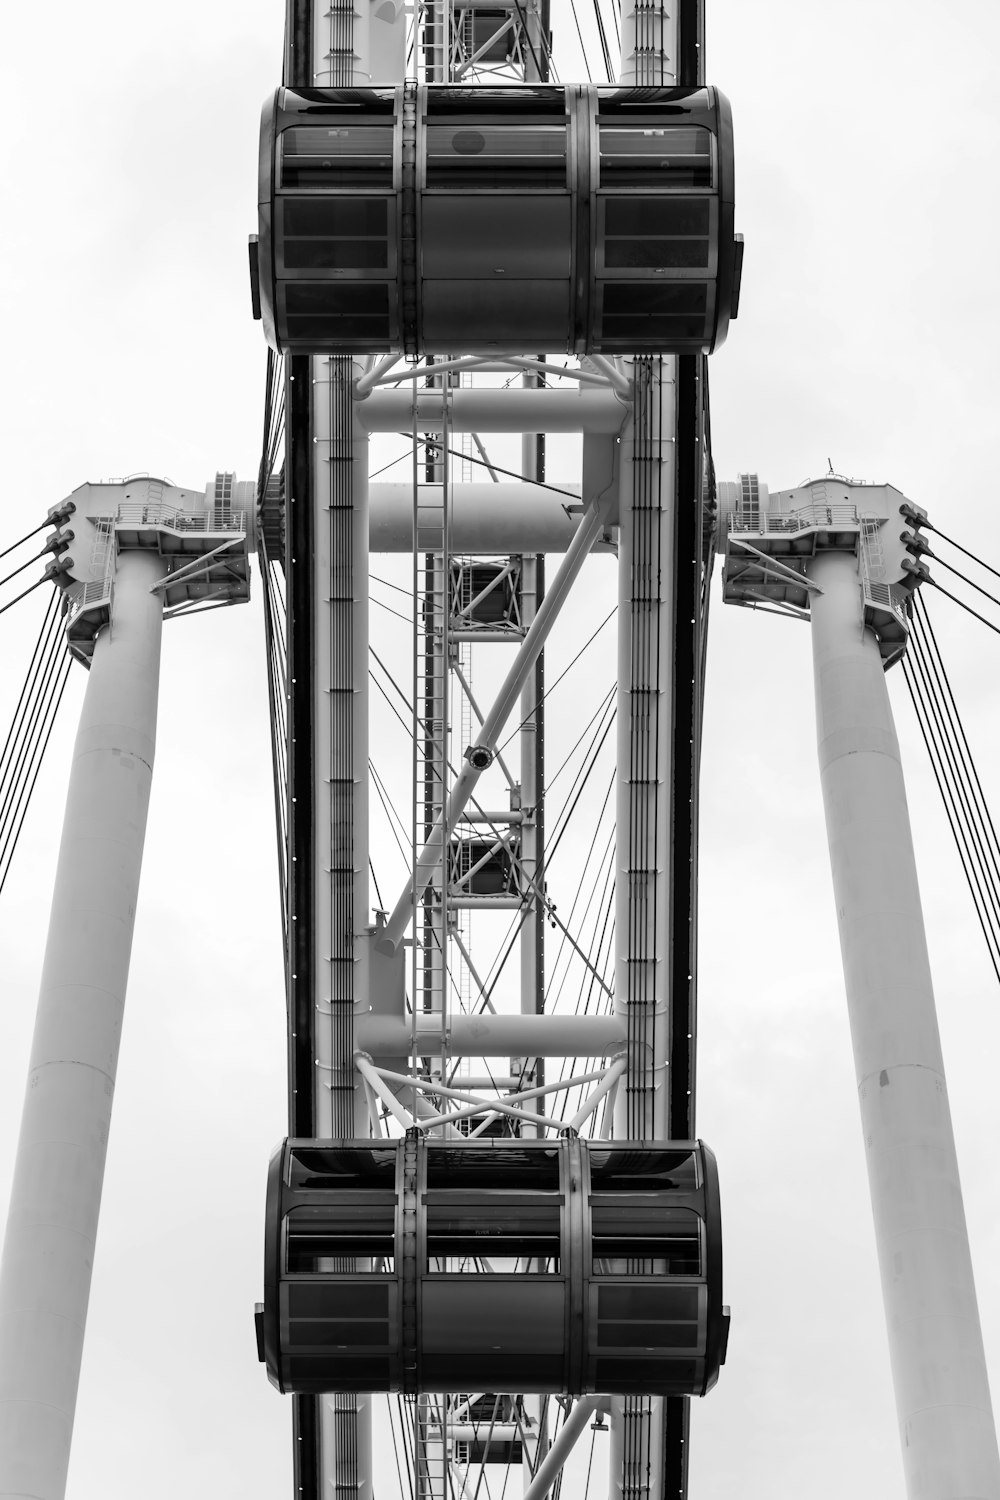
(108, 502, 246, 532)
(729, 503, 861, 533)
(862, 578, 909, 624)
(65, 503, 247, 628)
(65, 576, 113, 626)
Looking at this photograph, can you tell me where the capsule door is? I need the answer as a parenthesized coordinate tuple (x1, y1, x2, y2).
(417, 87, 576, 353)
(417, 1141, 570, 1391)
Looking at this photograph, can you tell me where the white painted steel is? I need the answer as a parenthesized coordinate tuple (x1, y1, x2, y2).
(311, 359, 374, 1499)
(619, 0, 676, 85)
(357, 390, 627, 434)
(355, 354, 402, 397)
(611, 10, 678, 1496)
(372, 484, 584, 557)
(521, 1396, 610, 1500)
(311, 359, 371, 1139)
(312, 0, 406, 86)
(809, 550, 1000, 1500)
(354, 1012, 626, 1057)
(614, 363, 675, 1141)
(308, 12, 404, 1490)
(0, 551, 163, 1500)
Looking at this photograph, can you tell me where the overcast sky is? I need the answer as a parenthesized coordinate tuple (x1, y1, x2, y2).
(2, 2, 1000, 1498)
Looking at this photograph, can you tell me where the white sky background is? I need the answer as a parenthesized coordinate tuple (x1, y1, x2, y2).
(1, 1, 999, 1497)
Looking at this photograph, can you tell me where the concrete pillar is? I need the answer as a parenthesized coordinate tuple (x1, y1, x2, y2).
(0, 550, 163, 1500)
(810, 549, 1000, 1500)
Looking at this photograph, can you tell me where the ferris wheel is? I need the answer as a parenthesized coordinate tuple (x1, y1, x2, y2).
(0, 5, 998, 1500)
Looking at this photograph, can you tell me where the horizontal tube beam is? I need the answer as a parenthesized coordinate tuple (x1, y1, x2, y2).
(448, 896, 523, 909)
(457, 811, 524, 825)
(357, 390, 627, 434)
(354, 1014, 626, 1058)
(448, 1425, 519, 1443)
(370, 483, 587, 554)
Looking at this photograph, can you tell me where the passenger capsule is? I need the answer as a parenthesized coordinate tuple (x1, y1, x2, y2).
(256, 1135, 728, 1397)
(252, 85, 742, 356)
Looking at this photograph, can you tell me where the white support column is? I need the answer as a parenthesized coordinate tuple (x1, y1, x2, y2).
(313, 358, 372, 1143)
(613, 360, 675, 1142)
(619, 0, 677, 86)
(0, 551, 163, 1500)
(313, 359, 374, 1500)
(810, 550, 1000, 1500)
(612, 9, 678, 1497)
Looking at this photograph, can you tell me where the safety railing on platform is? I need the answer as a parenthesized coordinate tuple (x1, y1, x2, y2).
(110, 502, 246, 532)
(65, 504, 247, 629)
(728, 503, 861, 533)
(65, 575, 113, 627)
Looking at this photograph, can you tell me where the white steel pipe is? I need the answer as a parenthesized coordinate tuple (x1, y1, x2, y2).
(610, 16, 677, 1500)
(564, 1054, 628, 1133)
(614, 362, 675, 1140)
(371, 1063, 610, 1104)
(380, 498, 612, 952)
(586, 354, 632, 399)
(367, 355, 494, 387)
(313, 18, 405, 1500)
(498, 357, 615, 388)
(0, 551, 164, 1500)
(810, 550, 1000, 1499)
(357, 390, 627, 434)
(447, 1424, 519, 1443)
(311, 358, 372, 1138)
(354, 353, 403, 398)
(522, 1396, 609, 1500)
(354, 1052, 416, 1129)
(354, 1013, 626, 1057)
(369, 483, 589, 554)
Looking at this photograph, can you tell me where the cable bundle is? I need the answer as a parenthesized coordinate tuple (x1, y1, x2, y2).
(902, 591, 1000, 982)
(0, 510, 74, 619)
(0, 587, 72, 894)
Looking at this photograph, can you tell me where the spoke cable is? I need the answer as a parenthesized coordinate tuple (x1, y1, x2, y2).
(899, 591, 1000, 980)
(924, 521, 1000, 587)
(0, 590, 73, 894)
(0, 519, 50, 563)
(926, 576, 1000, 638)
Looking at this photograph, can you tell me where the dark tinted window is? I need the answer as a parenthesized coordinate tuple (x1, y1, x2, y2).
(288, 1145, 398, 1192)
(599, 126, 711, 189)
(600, 282, 709, 344)
(280, 126, 394, 188)
(284, 1199, 396, 1271)
(284, 282, 392, 341)
(282, 197, 390, 267)
(425, 125, 567, 188)
(588, 1148, 699, 1192)
(425, 1144, 561, 1190)
(591, 1201, 702, 1274)
(605, 199, 710, 237)
(425, 1192, 560, 1270)
(605, 240, 708, 269)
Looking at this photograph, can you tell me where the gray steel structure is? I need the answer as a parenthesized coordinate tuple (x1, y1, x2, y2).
(271, 4, 715, 1498)
(265, 2, 719, 1500)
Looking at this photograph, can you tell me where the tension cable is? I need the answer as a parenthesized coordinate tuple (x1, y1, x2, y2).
(902, 590, 1000, 982)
